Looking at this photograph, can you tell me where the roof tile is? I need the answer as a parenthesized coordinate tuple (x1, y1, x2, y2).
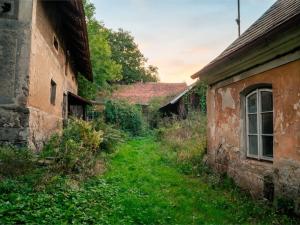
(111, 82, 187, 105)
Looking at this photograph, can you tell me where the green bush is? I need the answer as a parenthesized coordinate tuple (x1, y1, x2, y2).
(156, 111, 207, 175)
(92, 118, 126, 152)
(41, 119, 103, 176)
(0, 145, 34, 177)
(144, 97, 164, 129)
(104, 100, 145, 135)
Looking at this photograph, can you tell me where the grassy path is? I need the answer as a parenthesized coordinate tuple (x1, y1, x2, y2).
(0, 137, 298, 224)
(99, 137, 296, 225)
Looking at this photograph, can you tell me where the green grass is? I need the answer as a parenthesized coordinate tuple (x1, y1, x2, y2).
(0, 137, 298, 224)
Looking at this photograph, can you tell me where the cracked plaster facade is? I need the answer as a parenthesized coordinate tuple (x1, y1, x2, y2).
(0, 0, 78, 150)
(207, 59, 300, 211)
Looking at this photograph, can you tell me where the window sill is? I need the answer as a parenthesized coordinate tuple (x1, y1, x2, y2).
(245, 156, 274, 165)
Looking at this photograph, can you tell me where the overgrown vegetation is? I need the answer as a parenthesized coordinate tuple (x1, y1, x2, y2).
(41, 119, 103, 177)
(156, 111, 207, 175)
(0, 138, 297, 224)
(92, 117, 127, 152)
(104, 100, 145, 136)
(0, 146, 34, 178)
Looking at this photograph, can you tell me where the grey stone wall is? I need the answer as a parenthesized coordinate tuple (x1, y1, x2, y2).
(0, 0, 33, 146)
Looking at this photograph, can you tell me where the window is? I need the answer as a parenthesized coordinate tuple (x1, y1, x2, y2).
(65, 51, 70, 76)
(246, 88, 273, 160)
(50, 79, 56, 105)
(1, 1, 11, 13)
(0, 0, 18, 19)
(53, 36, 59, 52)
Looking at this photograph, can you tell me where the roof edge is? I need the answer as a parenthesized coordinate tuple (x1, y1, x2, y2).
(191, 14, 300, 84)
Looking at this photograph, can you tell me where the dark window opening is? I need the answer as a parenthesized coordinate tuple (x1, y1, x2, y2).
(0, 0, 18, 19)
(50, 79, 56, 105)
(0, 2, 11, 13)
(65, 51, 70, 76)
(53, 36, 59, 52)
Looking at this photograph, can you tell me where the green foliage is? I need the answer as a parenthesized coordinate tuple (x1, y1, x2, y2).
(0, 138, 298, 224)
(80, 0, 159, 99)
(144, 97, 165, 129)
(107, 28, 159, 84)
(275, 197, 296, 215)
(92, 118, 127, 152)
(193, 81, 208, 113)
(0, 145, 34, 177)
(156, 111, 207, 175)
(80, 0, 122, 100)
(78, 74, 98, 100)
(42, 119, 103, 176)
(104, 100, 145, 135)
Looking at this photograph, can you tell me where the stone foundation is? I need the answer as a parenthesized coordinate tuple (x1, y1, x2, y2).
(0, 106, 29, 146)
(28, 107, 62, 151)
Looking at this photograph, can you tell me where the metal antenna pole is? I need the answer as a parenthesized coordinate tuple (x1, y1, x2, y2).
(236, 0, 241, 37)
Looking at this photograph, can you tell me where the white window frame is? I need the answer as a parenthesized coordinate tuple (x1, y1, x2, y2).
(246, 88, 273, 161)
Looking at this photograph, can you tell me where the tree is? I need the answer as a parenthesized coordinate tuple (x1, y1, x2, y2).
(79, 0, 159, 100)
(80, 0, 122, 99)
(107, 29, 159, 84)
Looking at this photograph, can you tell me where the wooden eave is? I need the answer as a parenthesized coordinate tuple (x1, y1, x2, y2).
(54, 0, 93, 81)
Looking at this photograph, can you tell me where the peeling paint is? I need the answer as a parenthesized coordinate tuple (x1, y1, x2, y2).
(218, 88, 236, 111)
(294, 100, 300, 111)
(207, 59, 300, 204)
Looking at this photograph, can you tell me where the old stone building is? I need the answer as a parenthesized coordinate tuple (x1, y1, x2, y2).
(0, 0, 92, 150)
(192, 0, 300, 211)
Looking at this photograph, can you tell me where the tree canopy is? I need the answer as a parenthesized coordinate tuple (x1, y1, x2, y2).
(79, 0, 159, 99)
(107, 29, 159, 84)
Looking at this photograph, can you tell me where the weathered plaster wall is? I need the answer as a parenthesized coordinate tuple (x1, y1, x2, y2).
(207, 59, 300, 206)
(27, 0, 78, 150)
(0, 0, 33, 146)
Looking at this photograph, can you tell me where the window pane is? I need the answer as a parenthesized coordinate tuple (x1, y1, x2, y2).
(248, 135, 258, 156)
(262, 113, 273, 134)
(248, 114, 257, 134)
(247, 93, 257, 113)
(262, 136, 273, 158)
(261, 91, 273, 112)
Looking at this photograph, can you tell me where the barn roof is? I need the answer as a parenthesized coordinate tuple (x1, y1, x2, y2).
(111, 82, 188, 105)
(192, 0, 300, 81)
(52, 0, 92, 81)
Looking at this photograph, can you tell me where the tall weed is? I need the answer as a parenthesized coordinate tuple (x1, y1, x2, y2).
(0, 145, 34, 178)
(41, 119, 103, 176)
(157, 112, 207, 175)
(104, 100, 145, 136)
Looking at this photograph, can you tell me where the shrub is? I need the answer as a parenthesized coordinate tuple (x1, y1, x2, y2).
(0, 145, 34, 177)
(41, 119, 103, 176)
(156, 111, 207, 175)
(92, 118, 126, 152)
(104, 100, 145, 135)
(144, 97, 164, 129)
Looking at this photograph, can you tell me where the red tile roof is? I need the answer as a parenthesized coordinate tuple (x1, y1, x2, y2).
(111, 82, 188, 105)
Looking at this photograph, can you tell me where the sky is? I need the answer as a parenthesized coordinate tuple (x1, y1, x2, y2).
(91, 0, 276, 84)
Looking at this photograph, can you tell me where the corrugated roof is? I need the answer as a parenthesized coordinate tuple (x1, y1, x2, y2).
(193, 0, 300, 78)
(111, 82, 188, 105)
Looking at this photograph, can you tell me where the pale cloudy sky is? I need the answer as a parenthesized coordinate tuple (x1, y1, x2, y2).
(91, 0, 276, 84)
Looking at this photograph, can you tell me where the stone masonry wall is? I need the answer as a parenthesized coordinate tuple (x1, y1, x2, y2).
(207, 59, 300, 212)
(0, 0, 33, 146)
